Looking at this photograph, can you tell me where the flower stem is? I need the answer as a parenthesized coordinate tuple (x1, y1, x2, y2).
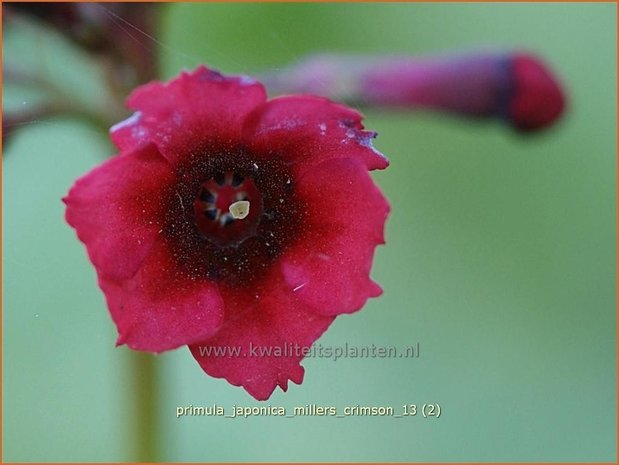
(129, 351, 160, 462)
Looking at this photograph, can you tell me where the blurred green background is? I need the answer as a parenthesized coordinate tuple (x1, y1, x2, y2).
(3, 2, 616, 462)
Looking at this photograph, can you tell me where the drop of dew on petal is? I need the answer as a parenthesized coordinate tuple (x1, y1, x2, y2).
(339, 124, 389, 164)
(238, 75, 257, 86)
(358, 133, 388, 161)
(172, 111, 183, 127)
(257, 119, 304, 135)
(132, 127, 147, 139)
(157, 131, 171, 144)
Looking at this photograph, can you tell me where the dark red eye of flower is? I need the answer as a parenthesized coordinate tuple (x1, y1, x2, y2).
(196, 173, 258, 232)
(64, 66, 389, 400)
(159, 149, 306, 287)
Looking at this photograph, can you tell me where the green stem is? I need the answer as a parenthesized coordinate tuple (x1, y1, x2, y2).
(129, 351, 160, 462)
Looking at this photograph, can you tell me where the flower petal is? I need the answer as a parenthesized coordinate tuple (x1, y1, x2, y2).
(111, 66, 267, 166)
(64, 144, 174, 283)
(99, 239, 224, 353)
(65, 143, 224, 352)
(66, 65, 391, 395)
(281, 157, 389, 316)
(189, 271, 335, 400)
(244, 95, 389, 176)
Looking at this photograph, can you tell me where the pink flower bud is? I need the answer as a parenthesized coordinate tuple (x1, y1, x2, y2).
(264, 51, 566, 132)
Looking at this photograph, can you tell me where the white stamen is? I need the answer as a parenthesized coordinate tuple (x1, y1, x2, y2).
(229, 200, 250, 219)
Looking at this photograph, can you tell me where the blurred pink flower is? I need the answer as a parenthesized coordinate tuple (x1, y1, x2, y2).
(264, 51, 566, 132)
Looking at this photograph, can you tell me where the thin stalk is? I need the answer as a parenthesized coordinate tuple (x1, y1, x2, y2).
(129, 351, 160, 462)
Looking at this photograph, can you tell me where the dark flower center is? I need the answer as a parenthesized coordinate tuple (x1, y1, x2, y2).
(193, 172, 263, 247)
(162, 147, 304, 287)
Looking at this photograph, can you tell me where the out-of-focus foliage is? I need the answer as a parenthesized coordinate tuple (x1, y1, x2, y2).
(2, 4, 161, 140)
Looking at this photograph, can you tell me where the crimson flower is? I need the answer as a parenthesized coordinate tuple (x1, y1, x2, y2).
(64, 66, 389, 400)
